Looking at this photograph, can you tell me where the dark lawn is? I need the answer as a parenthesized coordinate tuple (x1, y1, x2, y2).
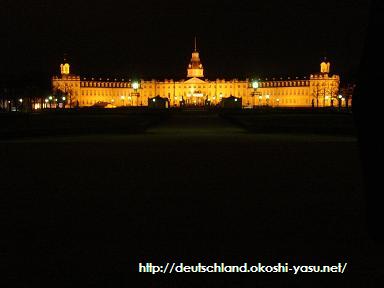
(220, 110, 356, 135)
(2, 111, 382, 287)
(0, 109, 169, 139)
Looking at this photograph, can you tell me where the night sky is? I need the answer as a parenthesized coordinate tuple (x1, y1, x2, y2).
(1, 0, 370, 85)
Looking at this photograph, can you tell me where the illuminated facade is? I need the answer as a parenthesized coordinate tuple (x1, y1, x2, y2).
(52, 44, 345, 108)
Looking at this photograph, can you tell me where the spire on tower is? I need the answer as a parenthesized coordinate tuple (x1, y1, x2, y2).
(187, 37, 204, 78)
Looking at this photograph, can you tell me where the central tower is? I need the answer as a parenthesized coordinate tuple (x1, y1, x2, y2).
(187, 37, 204, 78)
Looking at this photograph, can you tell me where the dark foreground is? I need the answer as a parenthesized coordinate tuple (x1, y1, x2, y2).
(2, 110, 382, 287)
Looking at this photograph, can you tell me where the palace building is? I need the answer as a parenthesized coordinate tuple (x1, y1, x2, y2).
(51, 42, 346, 108)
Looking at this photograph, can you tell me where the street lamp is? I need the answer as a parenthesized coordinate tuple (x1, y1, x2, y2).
(276, 98, 280, 107)
(121, 95, 125, 106)
(18, 98, 23, 111)
(258, 95, 262, 107)
(251, 80, 259, 108)
(62, 96, 66, 108)
(48, 96, 53, 109)
(132, 82, 139, 90)
(338, 94, 342, 111)
(265, 94, 270, 106)
(131, 81, 140, 106)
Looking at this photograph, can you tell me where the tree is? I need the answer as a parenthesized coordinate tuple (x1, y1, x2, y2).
(311, 82, 322, 108)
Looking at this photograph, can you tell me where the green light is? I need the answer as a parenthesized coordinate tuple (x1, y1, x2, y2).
(132, 82, 139, 90)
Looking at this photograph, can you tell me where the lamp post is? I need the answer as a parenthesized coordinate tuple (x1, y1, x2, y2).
(258, 95, 262, 107)
(48, 96, 53, 109)
(19, 98, 23, 112)
(251, 80, 259, 108)
(338, 94, 342, 111)
(121, 95, 125, 106)
(276, 98, 280, 108)
(132, 81, 140, 106)
(62, 96, 66, 109)
(265, 94, 270, 107)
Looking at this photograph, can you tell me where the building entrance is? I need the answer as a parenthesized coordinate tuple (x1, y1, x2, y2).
(185, 92, 205, 106)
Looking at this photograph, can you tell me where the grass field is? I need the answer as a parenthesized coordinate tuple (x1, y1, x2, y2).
(2, 109, 381, 287)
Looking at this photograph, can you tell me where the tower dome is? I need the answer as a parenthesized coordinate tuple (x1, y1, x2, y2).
(187, 37, 204, 78)
(60, 55, 70, 75)
(320, 57, 330, 74)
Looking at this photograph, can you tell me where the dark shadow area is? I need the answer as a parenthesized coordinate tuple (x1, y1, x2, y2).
(353, 0, 384, 244)
(2, 108, 381, 287)
(0, 108, 169, 140)
(220, 109, 356, 136)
